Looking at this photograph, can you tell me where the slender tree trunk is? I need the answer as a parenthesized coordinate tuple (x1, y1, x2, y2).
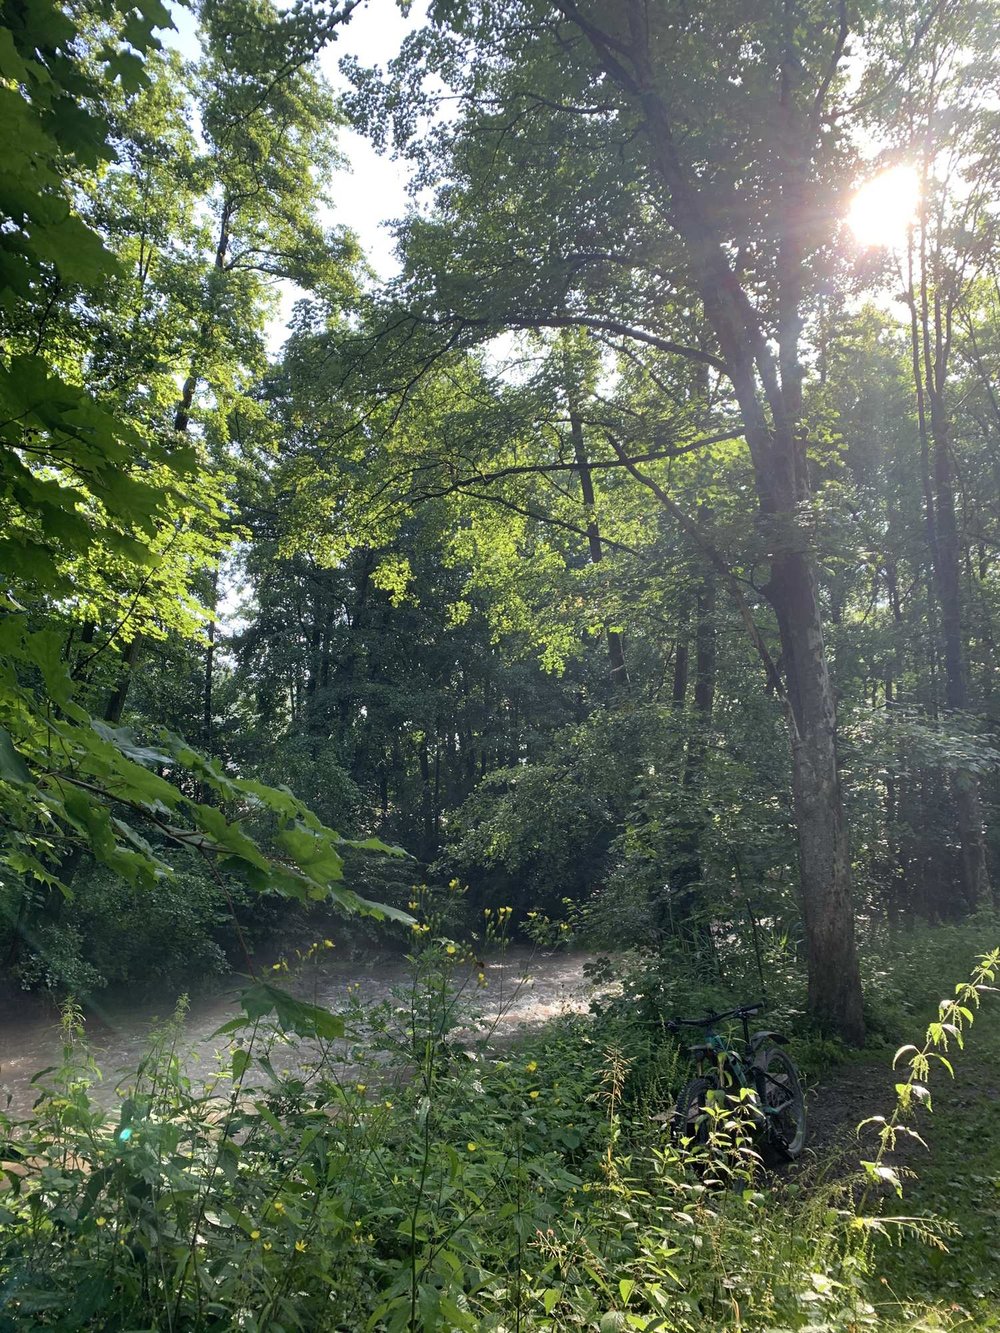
(433, 741, 442, 838)
(929, 405, 989, 908)
(174, 202, 233, 432)
(564, 346, 630, 690)
(692, 576, 716, 722)
(304, 583, 324, 716)
(203, 567, 219, 755)
(883, 560, 909, 922)
(102, 208, 234, 728)
(418, 735, 435, 855)
(671, 601, 690, 709)
(104, 637, 142, 724)
(669, 569, 716, 945)
(335, 551, 373, 757)
(908, 248, 990, 910)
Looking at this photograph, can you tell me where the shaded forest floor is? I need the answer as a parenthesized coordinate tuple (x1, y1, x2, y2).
(797, 1017, 1000, 1321)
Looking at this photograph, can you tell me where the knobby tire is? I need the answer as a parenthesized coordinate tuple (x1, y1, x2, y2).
(672, 1075, 719, 1148)
(753, 1045, 806, 1159)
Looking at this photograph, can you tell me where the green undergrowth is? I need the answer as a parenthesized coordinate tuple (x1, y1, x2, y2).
(0, 929, 998, 1331)
(867, 993, 1000, 1324)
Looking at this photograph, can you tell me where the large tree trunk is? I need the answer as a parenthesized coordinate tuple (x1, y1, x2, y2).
(557, 0, 866, 1041)
(768, 548, 863, 1038)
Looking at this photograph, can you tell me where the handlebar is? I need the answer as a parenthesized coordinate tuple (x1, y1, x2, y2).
(666, 1000, 765, 1031)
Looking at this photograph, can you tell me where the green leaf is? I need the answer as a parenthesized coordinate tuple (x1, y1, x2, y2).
(277, 819, 344, 884)
(238, 982, 346, 1041)
(92, 721, 172, 769)
(0, 727, 30, 784)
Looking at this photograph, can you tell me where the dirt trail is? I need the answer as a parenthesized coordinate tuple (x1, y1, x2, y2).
(0, 948, 596, 1117)
(804, 1056, 904, 1164)
(799, 1041, 1000, 1178)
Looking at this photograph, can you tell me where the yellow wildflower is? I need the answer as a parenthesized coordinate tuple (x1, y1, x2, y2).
(295, 1239, 307, 1253)
(355, 1083, 367, 1094)
(467, 1142, 478, 1152)
(250, 1230, 261, 1241)
(525, 1060, 538, 1073)
(95, 1217, 107, 1228)
(529, 1090, 540, 1100)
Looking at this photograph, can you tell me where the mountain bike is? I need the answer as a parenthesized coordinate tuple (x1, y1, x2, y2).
(668, 1000, 806, 1160)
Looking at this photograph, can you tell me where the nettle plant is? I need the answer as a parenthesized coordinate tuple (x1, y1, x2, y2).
(853, 948, 1000, 1228)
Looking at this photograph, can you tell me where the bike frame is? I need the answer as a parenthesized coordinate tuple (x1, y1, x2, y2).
(687, 1018, 797, 1131)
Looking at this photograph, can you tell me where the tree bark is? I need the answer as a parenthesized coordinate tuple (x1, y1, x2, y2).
(883, 561, 909, 922)
(768, 546, 862, 1039)
(671, 601, 690, 709)
(203, 566, 219, 756)
(104, 636, 142, 724)
(556, 0, 865, 1041)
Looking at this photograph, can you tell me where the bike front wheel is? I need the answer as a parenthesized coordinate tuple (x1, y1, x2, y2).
(753, 1046, 806, 1158)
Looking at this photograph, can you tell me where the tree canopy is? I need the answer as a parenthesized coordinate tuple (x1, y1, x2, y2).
(3, 0, 1000, 1032)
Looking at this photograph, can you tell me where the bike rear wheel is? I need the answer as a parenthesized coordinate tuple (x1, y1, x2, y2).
(672, 1075, 720, 1148)
(754, 1046, 806, 1158)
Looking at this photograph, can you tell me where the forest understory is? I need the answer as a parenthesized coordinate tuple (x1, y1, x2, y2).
(2, 923, 1000, 1331)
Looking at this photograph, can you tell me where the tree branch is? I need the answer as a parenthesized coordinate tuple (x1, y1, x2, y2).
(603, 429, 791, 711)
(440, 311, 728, 374)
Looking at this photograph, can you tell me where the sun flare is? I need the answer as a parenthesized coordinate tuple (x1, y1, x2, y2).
(847, 165, 920, 250)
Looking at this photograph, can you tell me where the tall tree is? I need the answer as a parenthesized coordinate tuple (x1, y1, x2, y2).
(347, 0, 876, 1038)
(0, 0, 404, 977)
(888, 13, 999, 909)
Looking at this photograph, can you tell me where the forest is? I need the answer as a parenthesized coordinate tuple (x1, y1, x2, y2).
(2, 0, 1000, 1327)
